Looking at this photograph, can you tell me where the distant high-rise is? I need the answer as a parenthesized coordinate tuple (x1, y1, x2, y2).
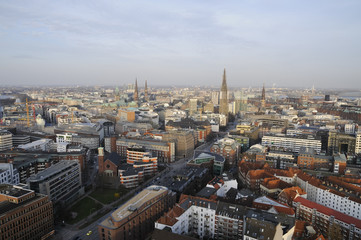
(219, 69, 228, 117)
(211, 92, 219, 105)
(144, 80, 149, 101)
(261, 83, 266, 108)
(134, 79, 139, 101)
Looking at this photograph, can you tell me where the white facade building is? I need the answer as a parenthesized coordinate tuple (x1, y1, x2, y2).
(156, 204, 216, 239)
(0, 163, 19, 185)
(18, 139, 53, 151)
(344, 123, 356, 134)
(0, 131, 13, 151)
(56, 133, 75, 143)
(356, 130, 361, 154)
(295, 175, 361, 219)
(262, 135, 322, 154)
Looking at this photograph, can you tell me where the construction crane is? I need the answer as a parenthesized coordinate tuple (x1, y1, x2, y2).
(16, 99, 57, 127)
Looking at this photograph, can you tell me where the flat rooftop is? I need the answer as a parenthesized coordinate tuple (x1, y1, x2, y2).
(100, 185, 168, 228)
(0, 184, 33, 198)
(27, 160, 78, 181)
(18, 139, 51, 149)
(0, 195, 42, 216)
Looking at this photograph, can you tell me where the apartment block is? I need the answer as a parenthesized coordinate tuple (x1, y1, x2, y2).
(294, 196, 361, 240)
(156, 195, 218, 239)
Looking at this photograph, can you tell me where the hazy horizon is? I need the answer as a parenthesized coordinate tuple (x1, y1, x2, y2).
(1, 1, 361, 88)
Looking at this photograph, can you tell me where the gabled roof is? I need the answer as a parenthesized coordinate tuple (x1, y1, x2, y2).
(262, 177, 292, 190)
(104, 152, 121, 166)
(279, 186, 306, 203)
(253, 196, 295, 216)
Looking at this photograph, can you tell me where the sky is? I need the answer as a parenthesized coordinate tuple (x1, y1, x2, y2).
(0, 0, 361, 88)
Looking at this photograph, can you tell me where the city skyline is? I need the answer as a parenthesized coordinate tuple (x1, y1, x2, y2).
(1, 1, 361, 88)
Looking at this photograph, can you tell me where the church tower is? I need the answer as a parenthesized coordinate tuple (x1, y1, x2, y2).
(219, 69, 228, 117)
(144, 80, 149, 101)
(134, 78, 139, 101)
(261, 83, 266, 108)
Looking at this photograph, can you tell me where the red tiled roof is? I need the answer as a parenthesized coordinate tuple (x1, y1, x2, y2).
(157, 204, 185, 226)
(253, 196, 295, 216)
(280, 186, 306, 202)
(294, 197, 361, 229)
(248, 169, 273, 179)
(315, 234, 326, 240)
(326, 176, 361, 195)
(273, 205, 295, 215)
(294, 220, 306, 232)
(262, 177, 292, 189)
(157, 215, 178, 226)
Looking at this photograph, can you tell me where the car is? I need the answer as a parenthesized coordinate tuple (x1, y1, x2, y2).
(86, 231, 92, 236)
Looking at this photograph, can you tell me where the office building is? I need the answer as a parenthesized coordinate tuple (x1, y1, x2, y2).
(262, 134, 322, 154)
(0, 163, 19, 185)
(0, 184, 54, 240)
(210, 138, 239, 167)
(98, 185, 176, 240)
(118, 109, 136, 123)
(0, 131, 12, 152)
(162, 130, 195, 159)
(27, 160, 83, 206)
(12, 135, 30, 147)
(18, 139, 53, 152)
(114, 137, 175, 163)
(297, 147, 332, 170)
(187, 152, 225, 176)
(328, 131, 356, 154)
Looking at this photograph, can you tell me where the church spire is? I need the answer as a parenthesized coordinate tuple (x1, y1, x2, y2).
(144, 80, 148, 101)
(221, 68, 227, 91)
(134, 78, 139, 101)
(262, 83, 265, 101)
(220, 68, 228, 117)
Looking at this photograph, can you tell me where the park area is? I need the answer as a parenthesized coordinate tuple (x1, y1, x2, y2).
(89, 187, 128, 204)
(65, 197, 102, 225)
(64, 187, 129, 225)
